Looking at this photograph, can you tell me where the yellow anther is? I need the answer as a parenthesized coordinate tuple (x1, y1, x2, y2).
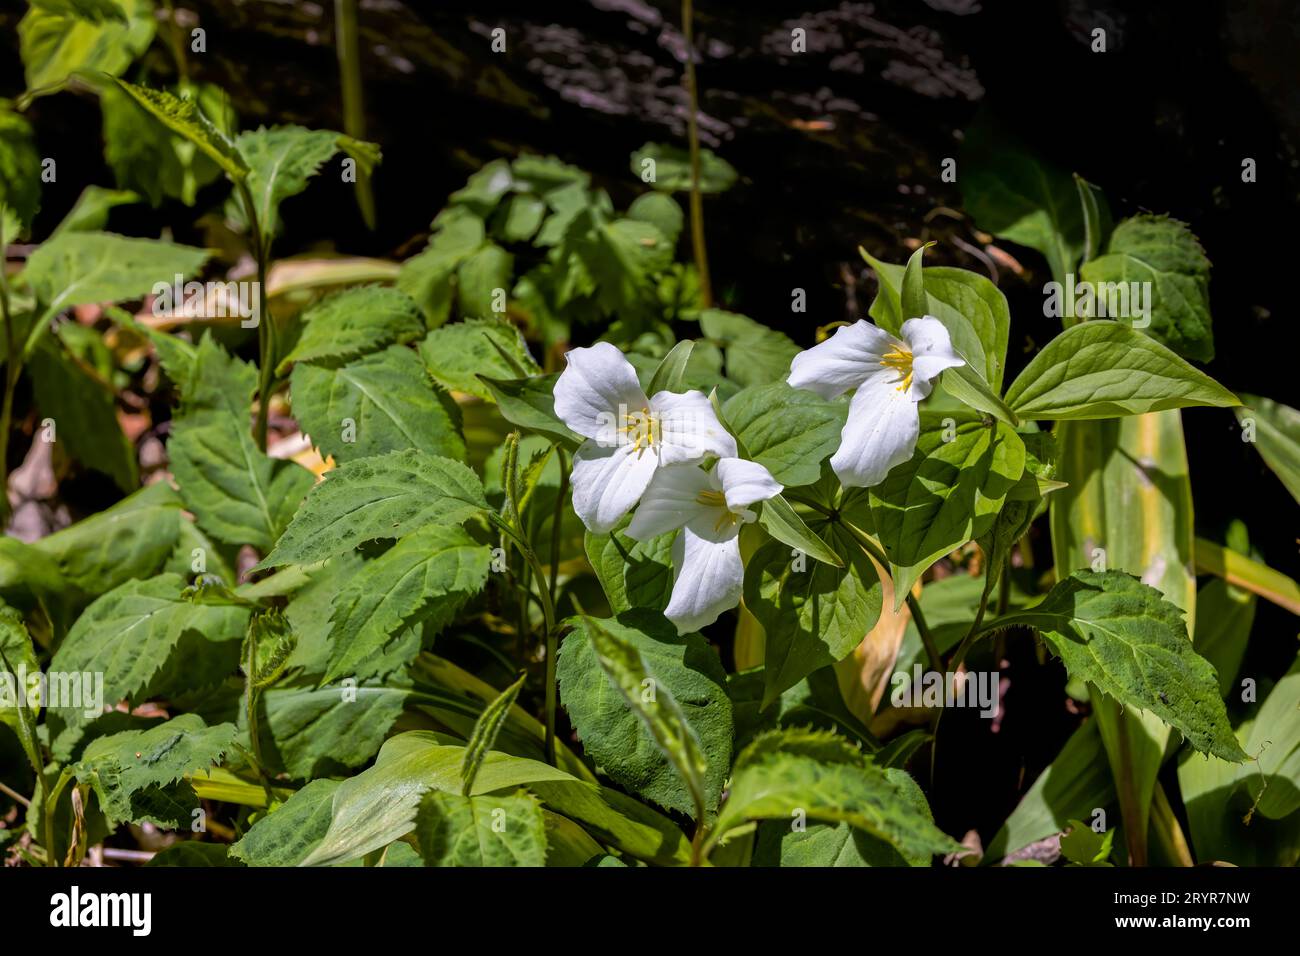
(695, 489, 738, 532)
(880, 345, 914, 392)
(621, 407, 658, 458)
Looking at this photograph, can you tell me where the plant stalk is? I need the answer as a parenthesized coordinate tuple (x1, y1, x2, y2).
(681, 0, 712, 308)
(236, 180, 275, 451)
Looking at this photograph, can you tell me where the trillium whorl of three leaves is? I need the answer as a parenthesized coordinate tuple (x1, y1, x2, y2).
(709, 728, 960, 862)
(744, 525, 883, 707)
(1003, 321, 1238, 420)
(257, 450, 489, 569)
(996, 570, 1248, 762)
(869, 414, 1026, 604)
(558, 611, 732, 818)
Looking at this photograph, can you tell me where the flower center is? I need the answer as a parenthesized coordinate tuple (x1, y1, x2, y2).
(880, 345, 914, 392)
(621, 407, 659, 457)
(695, 489, 739, 532)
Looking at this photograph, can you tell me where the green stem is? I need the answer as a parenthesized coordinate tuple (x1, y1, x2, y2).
(43, 767, 73, 868)
(236, 180, 275, 451)
(681, 0, 712, 308)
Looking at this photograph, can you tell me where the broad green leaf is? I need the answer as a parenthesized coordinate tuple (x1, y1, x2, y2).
(869, 415, 1026, 602)
(1058, 819, 1116, 866)
(461, 672, 528, 796)
(0, 100, 41, 229)
(996, 570, 1246, 762)
(74, 714, 236, 826)
(20, 0, 154, 93)
(21, 232, 209, 350)
(631, 142, 738, 194)
(230, 778, 340, 866)
(278, 285, 424, 373)
(710, 729, 959, 860)
(258, 450, 489, 569)
(960, 117, 1082, 283)
(0, 604, 40, 752)
(249, 683, 410, 780)
(112, 79, 248, 180)
(1080, 215, 1213, 362)
(455, 242, 514, 320)
(30, 481, 183, 597)
(49, 185, 138, 237)
(756, 494, 844, 569)
(169, 336, 315, 550)
(1240, 657, 1300, 819)
(985, 719, 1114, 862)
(420, 319, 541, 400)
(478, 373, 580, 448)
(397, 207, 486, 327)
(416, 791, 547, 867)
(585, 519, 675, 614)
(497, 193, 547, 243)
(299, 731, 573, 866)
(324, 525, 491, 683)
(699, 309, 798, 388)
(233, 125, 375, 238)
(645, 338, 694, 395)
(28, 337, 137, 490)
(449, 158, 514, 215)
(744, 525, 883, 707)
(290, 344, 465, 463)
(627, 192, 684, 245)
(1236, 393, 1300, 506)
(1004, 321, 1238, 420)
(47, 573, 249, 754)
(723, 381, 846, 487)
(1073, 173, 1112, 263)
(940, 361, 1020, 427)
(100, 80, 230, 207)
(558, 610, 731, 817)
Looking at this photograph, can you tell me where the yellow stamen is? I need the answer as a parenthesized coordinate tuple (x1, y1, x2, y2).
(880, 345, 914, 392)
(621, 407, 658, 458)
(695, 489, 738, 532)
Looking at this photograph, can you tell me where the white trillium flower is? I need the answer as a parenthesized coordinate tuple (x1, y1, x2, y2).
(787, 316, 964, 488)
(627, 458, 783, 635)
(553, 342, 737, 533)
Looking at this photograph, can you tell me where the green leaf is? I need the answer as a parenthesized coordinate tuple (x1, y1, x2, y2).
(299, 731, 574, 866)
(723, 381, 846, 487)
(744, 525, 883, 707)
(420, 319, 541, 400)
(1004, 321, 1238, 420)
(869, 415, 1026, 603)
(30, 481, 183, 597)
(0, 100, 42, 230)
(755, 494, 843, 569)
(74, 714, 236, 826)
(0, 604, 40, 760)
(1236, 394, 1300, 506)
(631, 142, 738, 194)
(1073, 173, 1112, 263)
(479, 373, 580, 448)
(1059, 819, 1115, 866)
(558, 610, 732, 818)
(28, 337, 137, 491)
(257, 450, 489, 569)
(416, 791, 547, 867)
(278, 285, 424, 373)
(250, 684, 410, 780)
(290, 344, 465, 463)
(585, 519, 675, 614)
(699, 309, 799, 388)
(111, 79, 249, 181)
(20, 0, 154, 94)
(627, 192, 684, 246)
(711, 728, 959, 860)
(47, 573, 249, 754)
(899, 243, 930, 327)
(49, 185, 138, 237)
(461, 672, 528, 796)
(455, 242, 514, 320)
(146, 842, 242, 866)
(960, 117, 1082, 283)
(645, 339, 695, 395)
(940, 362, 1020, 427)
(1079, 215, 1213, 362)
(397, 207, 486, 327)
(22, 231, 209, 352)
(169, 336, 315, 550)
(995, 570, 1247, 762)
(230, 778, 340, 866)
(324, 525, 491, 683)
(233, 125, 374, 238)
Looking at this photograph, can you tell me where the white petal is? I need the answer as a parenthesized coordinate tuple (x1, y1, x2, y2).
(651, 390, 737, 464)
(553, 342, 649, 443)
(787, 320, 899, 399)
(829, 372, 920, 488)
(715, 457, 783, 511)
(626, 464, 712, 541)
(900, 316, 964, 399)
(663, 529, 744, 635)
(569, 440, 659, 533)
